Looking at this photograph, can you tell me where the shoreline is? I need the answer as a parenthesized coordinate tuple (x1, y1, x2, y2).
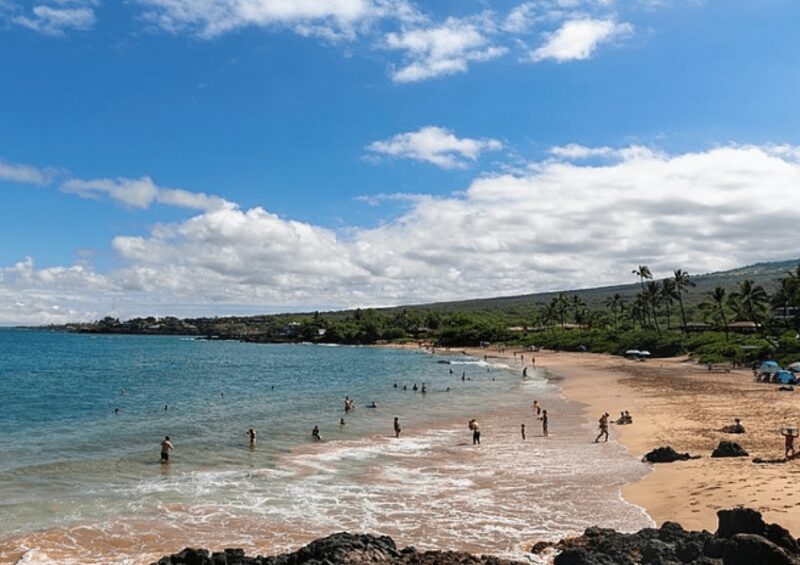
(502, 348, 800, 535)
(395, 343, 800, 536)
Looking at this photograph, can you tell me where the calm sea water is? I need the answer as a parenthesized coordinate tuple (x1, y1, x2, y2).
(0, 329, 653, 564)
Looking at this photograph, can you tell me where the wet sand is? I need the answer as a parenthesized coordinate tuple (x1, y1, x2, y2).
(452, 346, 800, 535)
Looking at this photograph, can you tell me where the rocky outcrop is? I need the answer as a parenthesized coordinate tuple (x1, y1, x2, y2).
(154, 509, 800, 565)
(711, 441, 749, 458)
(533, 507, 800, 565)
(642, 446, 698, 463)
(152, 533, 526, 565)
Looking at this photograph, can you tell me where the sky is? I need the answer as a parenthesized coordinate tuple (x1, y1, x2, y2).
(2, 0, 800, 324)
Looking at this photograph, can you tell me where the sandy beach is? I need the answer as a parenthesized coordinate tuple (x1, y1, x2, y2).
(450, 345, 800, 536)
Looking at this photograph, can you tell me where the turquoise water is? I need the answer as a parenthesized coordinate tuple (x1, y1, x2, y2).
(0, 329, 652, 564)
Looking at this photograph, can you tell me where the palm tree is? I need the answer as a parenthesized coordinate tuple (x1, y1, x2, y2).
(661, 278, 677, 329)
(550, 294, 569, 328)
(644, 280, 662, 335)
(728, 279, 769, 328)
(605, 293, 625, 330)
(771, 278, 793, 322)
(631, 294, 649, 329)
(632, 265, 653, 326)
(707, 286, 729, 340)
(571, 295, 586, 325)
(672, 269, 695, 333)
(632, 265, 653, 291)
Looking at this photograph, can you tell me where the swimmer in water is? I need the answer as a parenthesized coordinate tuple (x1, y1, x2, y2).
(114, 407, 119, 415)
(340, 418, 346, 426)
(164, 404, 168, 411)
(247, 428, 256, 446)
(461, 372, 466, 381)
(369, 401, 378, 408)
(312, 426, 321, 440)
(421, 383, 427, 394)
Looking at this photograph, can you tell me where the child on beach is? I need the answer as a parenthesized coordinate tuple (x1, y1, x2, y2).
(782, 427, 799, 459)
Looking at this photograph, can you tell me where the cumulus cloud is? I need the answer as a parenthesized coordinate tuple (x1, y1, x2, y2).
(549, 143, 615, 159)
(385, 15, 508, 82)
(367, 126, 503, 169)
(6, 144, 800, 324)
(528, 17, 632, 62)
(12, 2, 96, 35)
(61, 176, 232, 211)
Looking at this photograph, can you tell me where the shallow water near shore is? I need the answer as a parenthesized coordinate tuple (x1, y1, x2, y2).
(0, 330, 653, 564)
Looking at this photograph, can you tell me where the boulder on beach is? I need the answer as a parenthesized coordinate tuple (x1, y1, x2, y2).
(642, 446, 697, 463)
(710, 441, 749, 458)
(537, 507, 800, 565)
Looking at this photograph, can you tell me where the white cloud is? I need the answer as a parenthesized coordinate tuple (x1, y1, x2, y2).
(549, 143, 614, 159)
(12, 2, 96, 35)
(137, 0, 418, 40)
(386, 16, 507, 82)
(6, 144, 800, 324)
(367, 126, 502, 169)
(61, 176, 232, 211)
(0, 160, 55, 185)
(529, 17, 632, 62)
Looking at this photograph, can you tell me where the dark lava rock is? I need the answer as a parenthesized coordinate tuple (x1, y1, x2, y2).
(710, 442, 749, 458)
(722, 533, 797, 565)
(643, 446, 697, 463)
(153, 532, 526, 565)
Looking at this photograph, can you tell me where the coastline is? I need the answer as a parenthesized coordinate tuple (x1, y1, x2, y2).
(492, 348, 800, 535)
(394, 343, 800, 536)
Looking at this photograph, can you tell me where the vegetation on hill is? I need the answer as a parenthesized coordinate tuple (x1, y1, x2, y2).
(48, 259, 800, 365)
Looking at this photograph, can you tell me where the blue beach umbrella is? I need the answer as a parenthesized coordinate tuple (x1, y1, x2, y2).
(776, 370, 796, 385)
(760, 360, 780, 374)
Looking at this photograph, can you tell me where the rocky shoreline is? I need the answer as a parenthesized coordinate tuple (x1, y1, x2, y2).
(153, 508, 800, 565)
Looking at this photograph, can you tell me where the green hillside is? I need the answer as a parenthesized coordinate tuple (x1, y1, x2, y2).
(390, 258, 800, 316)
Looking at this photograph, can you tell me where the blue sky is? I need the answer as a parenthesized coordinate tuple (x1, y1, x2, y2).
(2, 0, 800, 324)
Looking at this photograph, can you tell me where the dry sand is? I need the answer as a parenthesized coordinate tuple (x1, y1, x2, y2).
(468, 347, 800, 535)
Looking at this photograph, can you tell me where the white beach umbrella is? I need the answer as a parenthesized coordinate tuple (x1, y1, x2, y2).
(639, 350, 651, 356)
(788, 362, 800, 372)
(625, 349, 641, 356)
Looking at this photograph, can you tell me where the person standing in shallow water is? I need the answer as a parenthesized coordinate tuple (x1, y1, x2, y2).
(520, 423, 526, 440)
(394, 417, 401, 438)
(160, 436, 174, 463)
(247, 428, 256, 446)
(595, 413, 609, 443)
(469, 419, 481, 445)
(540, 410, 548, 437)
(312, 426, 321, 441)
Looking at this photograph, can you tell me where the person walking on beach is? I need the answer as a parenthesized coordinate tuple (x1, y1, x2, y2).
(532, 400, 541, 416)
(782, 428, 799, 459)
(540, 410, 549, 437)
(312, 426, 321, 441)
(469, 419, 481, 445)
(394, 417, 401, 438)
(160, 436, 174, 463)
(595, 413, 609, 443)
(247, 428, 256, 446)
(520, 423, 526, 440)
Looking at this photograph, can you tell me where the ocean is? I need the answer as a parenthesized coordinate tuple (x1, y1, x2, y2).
(0, 329, 653, 564)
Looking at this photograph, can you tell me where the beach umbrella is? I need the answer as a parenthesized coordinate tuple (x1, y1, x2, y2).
(776, 370, 797, 385)
(760, 360, 780, 374)
(625, 349, 641, 356)
(788, 362, 800, 372)
(639, 350, 651, 357)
